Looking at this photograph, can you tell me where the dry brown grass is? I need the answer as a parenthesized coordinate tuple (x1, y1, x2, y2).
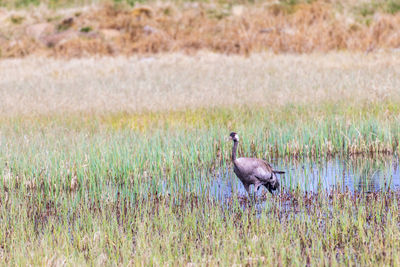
(1, 52, 399, 116)
(1, 1, 400, 58)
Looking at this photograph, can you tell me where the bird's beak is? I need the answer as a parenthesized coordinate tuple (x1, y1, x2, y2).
(226, 136, 232, 142)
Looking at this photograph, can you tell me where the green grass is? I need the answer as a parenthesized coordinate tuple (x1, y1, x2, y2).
(1, 0, 400, 15)
(1, 53, 400, 265)
(356, 0, 400, 17)
(2, 169, 400, 265)
(1, 105, 400, 265)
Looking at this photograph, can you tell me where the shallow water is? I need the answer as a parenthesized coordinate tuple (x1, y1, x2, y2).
(208, 156, 400, 200)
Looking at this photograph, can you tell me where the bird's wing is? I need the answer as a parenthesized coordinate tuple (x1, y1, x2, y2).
(262, 161, 274, 172)
(252, 160, 274, 182)
(264, 160, 285, 174)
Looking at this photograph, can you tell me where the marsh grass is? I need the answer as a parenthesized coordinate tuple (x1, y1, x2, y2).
(1, 53, 400, 265)
(2, 183, 400, 265)
(1, 107, 400, 265)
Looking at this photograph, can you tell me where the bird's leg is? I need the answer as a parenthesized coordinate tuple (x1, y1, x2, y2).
(243, 184, 255, 204)
(254, 184, 261, 201)
(243, 184, 250, 198)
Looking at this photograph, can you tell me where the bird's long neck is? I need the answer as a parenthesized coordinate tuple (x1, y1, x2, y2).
(232, 141, 238, 162)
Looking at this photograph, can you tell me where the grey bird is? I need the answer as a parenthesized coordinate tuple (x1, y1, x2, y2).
(229, 132, 284, 197)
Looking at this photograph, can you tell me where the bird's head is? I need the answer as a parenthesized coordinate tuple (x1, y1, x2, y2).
(229, 132, 239, 142)
(268, 173, 280, 192)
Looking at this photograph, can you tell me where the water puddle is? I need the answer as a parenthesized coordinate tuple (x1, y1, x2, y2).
(208, 155, 400, 201)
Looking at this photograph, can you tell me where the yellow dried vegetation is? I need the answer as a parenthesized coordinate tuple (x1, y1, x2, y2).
(1, 1, 400, 58)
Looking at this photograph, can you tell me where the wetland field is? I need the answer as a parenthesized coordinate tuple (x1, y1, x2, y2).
(1, 52, 400, 265)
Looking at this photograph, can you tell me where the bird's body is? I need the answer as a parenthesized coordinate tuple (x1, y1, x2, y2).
(229, 132, 284, 196)
(233, 157, 279, 194)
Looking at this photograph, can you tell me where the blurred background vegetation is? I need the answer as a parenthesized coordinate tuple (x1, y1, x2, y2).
(0, 0, 399, 14)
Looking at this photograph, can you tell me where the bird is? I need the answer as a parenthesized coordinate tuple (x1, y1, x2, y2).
(229, 132, 284, 197)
